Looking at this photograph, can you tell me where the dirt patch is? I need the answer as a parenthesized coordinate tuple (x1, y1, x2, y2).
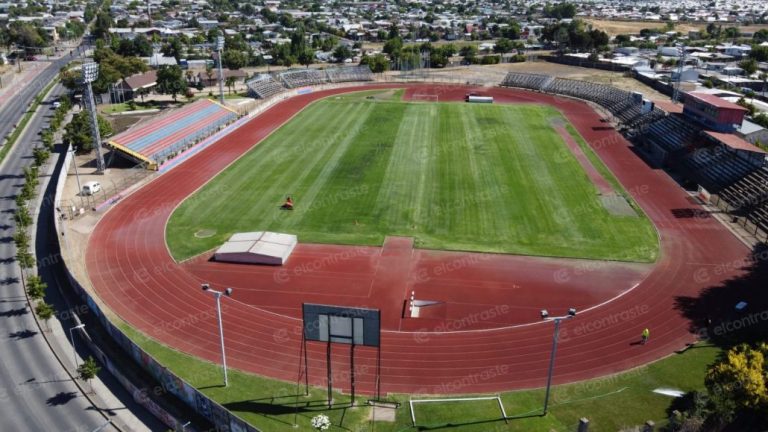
(601, 193, 638, 217)
(194, 229, 216, 238)
(109, 113, 153, 135)
(367, 404, 396, 422)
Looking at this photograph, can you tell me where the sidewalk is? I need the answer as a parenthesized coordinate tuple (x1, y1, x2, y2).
(27, 78, 164, 432)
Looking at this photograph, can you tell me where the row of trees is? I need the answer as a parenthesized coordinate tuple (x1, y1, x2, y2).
(12, 100, 103, 392)
(541, 19, 610, 53)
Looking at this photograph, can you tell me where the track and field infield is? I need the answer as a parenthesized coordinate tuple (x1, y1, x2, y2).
(167, 95, 657, 262)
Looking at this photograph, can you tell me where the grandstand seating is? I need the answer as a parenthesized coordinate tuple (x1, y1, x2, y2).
(279, 69, 328, 88)
(500, 72, 552, 91)
(644, 114, 700, 155)
(245, 74, 286, 99)
(325, 65, 374, 83)
(718, 167, 768, 210)
(108, 99, 238, 169)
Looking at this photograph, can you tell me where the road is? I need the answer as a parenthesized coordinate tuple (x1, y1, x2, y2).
(0, 57, 119, 431)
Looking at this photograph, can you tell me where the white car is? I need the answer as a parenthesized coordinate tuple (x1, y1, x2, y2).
(81, 181, 101, 196)
(52, 101, 61, 109)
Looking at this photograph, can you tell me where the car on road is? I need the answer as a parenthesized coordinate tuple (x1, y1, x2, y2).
(52, 101, 61, 109)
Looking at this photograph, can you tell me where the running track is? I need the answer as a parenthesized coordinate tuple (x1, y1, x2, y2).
(86, 84, 750, 395)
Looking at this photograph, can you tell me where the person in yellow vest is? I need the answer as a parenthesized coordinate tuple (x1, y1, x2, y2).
(641, 328, 650, 345)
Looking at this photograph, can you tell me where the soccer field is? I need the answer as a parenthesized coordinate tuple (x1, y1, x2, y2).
(166, 93, 658, 262)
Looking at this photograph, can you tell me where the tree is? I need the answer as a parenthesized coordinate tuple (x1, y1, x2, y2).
(740, 58, 758, 76)
(32, 147, 50, 167)
(77, 356, 101, 393)
(92, 11, 113, 40)
(35, 302, 55, 330)
(132, 35, 153, 57)
(26, 275, 47, 300)
(155, 65, 188, 101)
(383, 37, 403, 61)
(360, 53, 389, 73)
(298, 48, 314, 68)
(615, 34, 631, 45)
(705, 343, 768, 423)
(751, 45, 768, 62)
(161, 36, 184, 62)
(225, 76, 236, 94)
(460, 45, 478, 64)
(333, 45, 353, 63)
(754, 29, 768, 43)
(205, 64, 214, 86)
(14, 205, 32, 228)
(13, 229, 29, 250)
(221, 49, 247, 69)
(494, 38, 514, 54)
(63, 111, 113, 153)
(543, 3, 577, 19)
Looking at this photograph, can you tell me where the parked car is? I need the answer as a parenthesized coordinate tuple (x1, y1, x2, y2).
(81, 181, 101, 196)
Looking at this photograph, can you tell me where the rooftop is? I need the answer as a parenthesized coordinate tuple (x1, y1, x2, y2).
(688, 92, 749, 112)
(704, 130, 766, 155)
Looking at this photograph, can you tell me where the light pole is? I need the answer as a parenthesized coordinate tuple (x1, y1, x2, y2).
(69, 323, 86, 368)
(540, 307, 576, 416)
(81, 62, 106, 173)
(202, 283, 233, 386)
(216, 36, 225, 104)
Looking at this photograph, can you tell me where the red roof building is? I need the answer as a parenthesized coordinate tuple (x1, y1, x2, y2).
(683, 92, 748, 132)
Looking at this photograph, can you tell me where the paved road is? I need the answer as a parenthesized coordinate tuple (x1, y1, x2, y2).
(0, 58, 120, 431)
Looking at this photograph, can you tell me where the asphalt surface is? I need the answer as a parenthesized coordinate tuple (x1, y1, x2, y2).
(0, 57, 121, 431)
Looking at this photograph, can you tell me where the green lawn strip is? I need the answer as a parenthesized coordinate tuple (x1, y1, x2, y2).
(167, 100, 657, 262)
(104, 100, 164, 113)
(0, 78, 58, 163)
(115, 322, 372, 432)
(114, 318, 718, 432)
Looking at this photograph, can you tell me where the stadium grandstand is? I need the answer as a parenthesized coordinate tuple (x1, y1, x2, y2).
(245, 74, 286, 99)
(107, 99, 238, 170)
(500, 71, 768, 241)
(324, 65, 374, 83)
(278, 68, 328, 88)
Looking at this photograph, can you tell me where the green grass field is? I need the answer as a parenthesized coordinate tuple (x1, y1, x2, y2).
(118, 320, 719, 432)
(167, 92, 658, 262)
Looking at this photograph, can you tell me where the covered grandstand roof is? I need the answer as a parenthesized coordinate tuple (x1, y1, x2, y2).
(107, 99, 238, 169)
(687, 92, 749, 111)
(704, 130, 767, 155)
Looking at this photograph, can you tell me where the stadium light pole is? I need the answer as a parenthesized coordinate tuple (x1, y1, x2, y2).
(69, 323, 86, 368)
(202, 283, 233, 386)
(81, 62, 106, 173)
(540, 307, 576, 416)
(216, 36, 225, 104)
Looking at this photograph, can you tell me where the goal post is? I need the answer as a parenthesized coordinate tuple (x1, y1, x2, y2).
(409, 395, 508, 427)
(410, 93, 439, 103)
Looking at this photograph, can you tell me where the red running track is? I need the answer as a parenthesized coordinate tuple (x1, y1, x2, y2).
(86, 84, 750, 395)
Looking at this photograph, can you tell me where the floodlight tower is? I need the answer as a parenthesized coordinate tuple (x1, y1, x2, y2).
(82, 62, 106, 173)
(540, 307, 577, 415)
(202, 283, 233, 386)
(216, 36, 225, 104)
(672, 44, 686, 105)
